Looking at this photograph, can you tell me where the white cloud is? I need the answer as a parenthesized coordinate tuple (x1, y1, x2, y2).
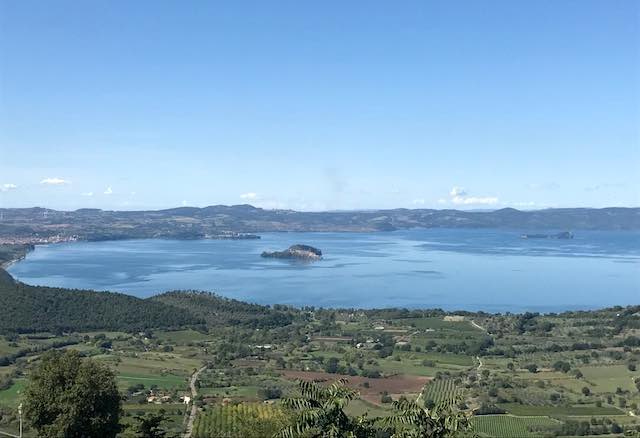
(452, 196, 499, 205)
(1, 183, 18, 192)
(104, 187, 113, 195)
(81, 192, 94, 197)
(449, 186, 467, 197)
(448, 186, 498, 206)
(182, 200, 188, 206)
(240, 192, 258, 200)
(41, 177, 70, 185)
(437, 198, 448, 205)
(412, 198, 426, 205)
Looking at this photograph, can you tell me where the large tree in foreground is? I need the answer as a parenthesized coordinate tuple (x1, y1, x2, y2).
(382, 397, 473, 438)
(277, 379, 375, 438)
(277, 379, 472, 438)
(23, 350, 121, 438)
(129, 411, 174, 438)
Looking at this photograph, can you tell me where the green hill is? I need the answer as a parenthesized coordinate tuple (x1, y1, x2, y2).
(0, 269, 203, 334)
(151, 291, 296, 328)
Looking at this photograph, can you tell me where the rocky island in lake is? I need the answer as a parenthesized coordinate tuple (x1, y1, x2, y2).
(261, 244, 322, 260)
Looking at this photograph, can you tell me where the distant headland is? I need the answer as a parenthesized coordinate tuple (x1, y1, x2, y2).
(0, 206, 637, 251)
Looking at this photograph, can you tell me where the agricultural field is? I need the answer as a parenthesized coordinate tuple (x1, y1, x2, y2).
(0, 303, 639, 437)
(498, 402, 623, 416)
(421, 378, 464, 408)
(192, 403, 285, 438)
(0, 379, 24, 408)
(281, 370, 428, 406)
(0, 330, 200, 436)
(472, 414, 562, 437)
(121, 402, 187, 436)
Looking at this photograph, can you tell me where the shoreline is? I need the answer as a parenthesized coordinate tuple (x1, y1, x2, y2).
(0, 244, 35, 270)
(2, 233, 638, 315)
(1, 265, 638, 316)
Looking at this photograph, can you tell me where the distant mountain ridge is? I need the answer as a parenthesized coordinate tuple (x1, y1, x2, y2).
(0, 206, 638, 242)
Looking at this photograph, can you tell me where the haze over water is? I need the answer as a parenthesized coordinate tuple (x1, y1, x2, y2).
(9, 229, 640, 313)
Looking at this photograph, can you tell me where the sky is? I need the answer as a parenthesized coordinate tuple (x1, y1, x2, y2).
(0, 0, 638, 211)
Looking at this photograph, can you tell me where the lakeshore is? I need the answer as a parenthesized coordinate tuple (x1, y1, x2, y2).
(7, 229, 639, 313)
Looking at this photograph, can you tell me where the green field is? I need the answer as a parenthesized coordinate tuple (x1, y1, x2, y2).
(345, 399, 392, 418)
(199, 385, 260, 399)
(472, 414, 561, 437)
(117, 373, 187, 390)
(154, 329, 213, 343)
(498, 402, 623, 416)
(422, 379, 463, 408)
(580, 365, 639, 393)
(94, 353, 197, 391)
(192, 403, 284, 438)
(397, 317, 477, 331)
(0, 379, 25, 408)
(121, 403, 186, 435)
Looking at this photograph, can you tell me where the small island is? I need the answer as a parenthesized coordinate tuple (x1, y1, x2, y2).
(261, 244, 322, 261)
(521, 231, 574, 239)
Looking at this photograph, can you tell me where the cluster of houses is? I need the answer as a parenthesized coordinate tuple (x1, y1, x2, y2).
(0, 233, 79, 245)
(143, 390, 191, 405)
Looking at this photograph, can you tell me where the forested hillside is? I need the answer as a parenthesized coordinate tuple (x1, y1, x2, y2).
(0, 244, 32, 266)
(151, 291, 298, 328)
(0, 269, 203, 333)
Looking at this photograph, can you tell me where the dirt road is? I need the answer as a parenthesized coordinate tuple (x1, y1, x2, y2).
(183, 365, 207, 438)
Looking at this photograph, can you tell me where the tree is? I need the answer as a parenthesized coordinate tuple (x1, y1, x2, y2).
(552, 360, 571, 373)
(382, 397, 472, 438)
(581, 387, 591, 396)
(23, 350, 121, 438)
(257, 386, 283, 400)
(277, 379, 374, 438)
(324, 357, 340, 374)
(130, 411, 173, 438)
(236, 408, 290, 438)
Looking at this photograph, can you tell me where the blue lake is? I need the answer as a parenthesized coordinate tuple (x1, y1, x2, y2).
(8, 229, 640, 313)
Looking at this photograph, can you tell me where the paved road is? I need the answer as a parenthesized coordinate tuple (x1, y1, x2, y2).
(183, 365, 207, 438)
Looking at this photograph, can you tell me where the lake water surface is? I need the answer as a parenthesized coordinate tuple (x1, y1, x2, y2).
(8, 229, 640, 312)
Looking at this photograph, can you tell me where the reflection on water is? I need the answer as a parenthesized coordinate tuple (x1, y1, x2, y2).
(8, 229, 640, 313)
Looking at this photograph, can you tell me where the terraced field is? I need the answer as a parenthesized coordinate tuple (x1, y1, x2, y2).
(192, 403, 284, 438)
(472, 414, 561, 437)
(421, 378, 463, 408)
